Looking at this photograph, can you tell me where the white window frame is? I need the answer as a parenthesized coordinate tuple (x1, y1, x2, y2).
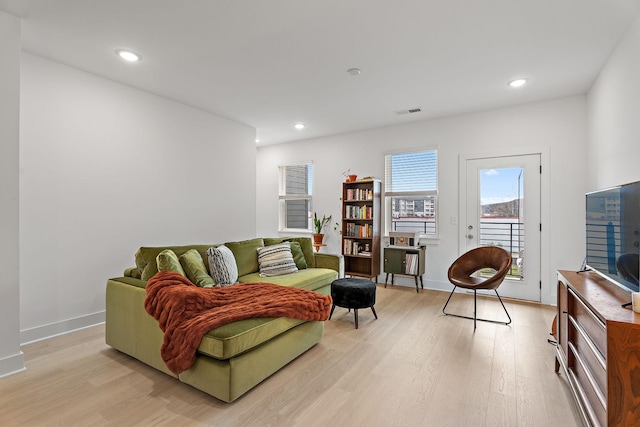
(278, 162, 313, 232)
(384, 149, 439, 238)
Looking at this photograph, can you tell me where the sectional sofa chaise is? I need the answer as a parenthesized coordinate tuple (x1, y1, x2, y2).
(105, 237, 343, 402)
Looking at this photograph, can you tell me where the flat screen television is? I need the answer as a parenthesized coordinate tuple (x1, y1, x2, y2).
(585, 180, 640, 293)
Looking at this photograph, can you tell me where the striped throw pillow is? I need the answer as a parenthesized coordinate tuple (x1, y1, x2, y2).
(206, 245, 238, 286)
(257, 242, 298, 277)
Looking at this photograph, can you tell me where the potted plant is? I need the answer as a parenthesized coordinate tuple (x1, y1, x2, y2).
(312, 212, 332, 245)
(343, 169, 357, 182)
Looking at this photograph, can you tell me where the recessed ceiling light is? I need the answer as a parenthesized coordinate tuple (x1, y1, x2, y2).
(255, 138, 260, 144)
(509, 78, 528, 88)
(294, 123, 306, 130)
(116, 49, 142, 62)
(347, 68, 361, 76)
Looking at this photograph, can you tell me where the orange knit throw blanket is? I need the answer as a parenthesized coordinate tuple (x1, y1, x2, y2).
(144, 271, 332, 374)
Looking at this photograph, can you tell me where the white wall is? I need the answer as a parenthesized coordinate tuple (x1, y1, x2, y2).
(19, 53, 257, 342)
(588, 15, 640, 190)
(257, 96, 588, 304)
(0, 11, 24, 377)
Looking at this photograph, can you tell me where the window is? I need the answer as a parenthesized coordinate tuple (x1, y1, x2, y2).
(279, 162, 313, 231)
(384, 150, 438, 236)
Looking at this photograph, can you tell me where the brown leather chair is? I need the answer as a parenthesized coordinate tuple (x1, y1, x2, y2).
(442, 246, 512, 330)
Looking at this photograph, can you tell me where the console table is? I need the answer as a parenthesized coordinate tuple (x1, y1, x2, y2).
(383, 247, 425, 293)
(556, 270, 640, 427)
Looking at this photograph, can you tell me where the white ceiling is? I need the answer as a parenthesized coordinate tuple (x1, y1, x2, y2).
(1, 0, 638, 145)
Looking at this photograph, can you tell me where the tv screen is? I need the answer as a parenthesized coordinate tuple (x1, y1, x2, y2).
(585, 180, 640, 293)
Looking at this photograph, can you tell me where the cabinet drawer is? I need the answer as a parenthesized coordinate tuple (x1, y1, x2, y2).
(568, 315, 607, 397)
(569, 342, 606, 427)
(569, 288, 607, 359)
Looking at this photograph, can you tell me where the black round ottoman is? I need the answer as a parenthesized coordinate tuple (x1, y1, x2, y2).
(329, 277, 378, 329)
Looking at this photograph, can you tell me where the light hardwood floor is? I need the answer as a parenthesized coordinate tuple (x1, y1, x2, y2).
(0, 285, 582, 427)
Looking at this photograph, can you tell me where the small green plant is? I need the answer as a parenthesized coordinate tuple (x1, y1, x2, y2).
(313, 213, 332, 234)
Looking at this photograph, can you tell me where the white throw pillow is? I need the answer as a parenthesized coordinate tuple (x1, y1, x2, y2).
(257, 242, 298, 277)
(206, 245, 238, 286)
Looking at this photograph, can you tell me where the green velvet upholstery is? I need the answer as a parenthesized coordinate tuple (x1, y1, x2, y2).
(156, 249, 186, 276)
(136, 245, 213, 281)
(107, 240, 343, 402)
(106, 278, 178, 377)
(180, 321, 323, 402)
(238, 268, 334, 293)
(198, 317, 305, 359)
(289, 241, 307, 270)
(179, 249, 215, 288)
(224, 238, 264, 277)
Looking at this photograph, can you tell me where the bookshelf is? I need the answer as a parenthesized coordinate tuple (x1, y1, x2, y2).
(342, 179, 381, 280)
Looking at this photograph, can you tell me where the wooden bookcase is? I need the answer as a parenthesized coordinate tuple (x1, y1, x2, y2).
(556, 270, 640, 427)
(341, 179, 381, 280)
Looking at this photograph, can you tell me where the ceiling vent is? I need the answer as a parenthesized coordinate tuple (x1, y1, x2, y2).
(395, 107, 422, 115)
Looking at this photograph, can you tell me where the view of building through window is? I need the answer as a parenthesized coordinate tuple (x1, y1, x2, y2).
(385, 150, 438, 235)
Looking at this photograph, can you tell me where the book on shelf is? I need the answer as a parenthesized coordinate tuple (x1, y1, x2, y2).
(345, 188, 374, 201)
(344, 205, 373, 219)
(343, 239, 370, 256)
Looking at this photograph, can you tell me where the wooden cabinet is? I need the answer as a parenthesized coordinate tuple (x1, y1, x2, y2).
(341, 179, 381, 280)
(383, 247, 425, 293)
(556, 270, 640, 427)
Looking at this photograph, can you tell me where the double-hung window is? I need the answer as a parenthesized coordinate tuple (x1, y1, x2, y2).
(279, 162, 313, 231)
(384, 149, 438, 237)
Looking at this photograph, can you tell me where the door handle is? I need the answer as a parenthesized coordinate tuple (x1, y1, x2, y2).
(467, 234, 474, 239)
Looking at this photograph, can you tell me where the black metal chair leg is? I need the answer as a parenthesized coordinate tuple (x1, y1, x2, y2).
(329, 304, 336, 320)
(442, 287, 511, 329)
(442, 287, 457, 314)
(494, 290, 512, 325)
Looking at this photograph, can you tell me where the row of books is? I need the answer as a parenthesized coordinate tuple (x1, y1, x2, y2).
(343, 239, 371, 256)
(405, 253, 419, 275)
(344, 223, 373, 238)
(345, 188, 374, 201)
(344, 205, 373, 219)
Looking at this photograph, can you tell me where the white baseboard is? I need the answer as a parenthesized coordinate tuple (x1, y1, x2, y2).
(0, 351, 25, 378)
(20, 311, 105, 345)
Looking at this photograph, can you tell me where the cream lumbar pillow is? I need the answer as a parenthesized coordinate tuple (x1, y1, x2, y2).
(156, 249, 186, 277)
(257, 242, 298, 277)
(206, 245, 238, 286)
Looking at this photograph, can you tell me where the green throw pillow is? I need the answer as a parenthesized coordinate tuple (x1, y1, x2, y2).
(136, 245, 213, 281)
(290, 241, 307, 270)
(156, 249, 186, 277)
(179, 249, 215, 288)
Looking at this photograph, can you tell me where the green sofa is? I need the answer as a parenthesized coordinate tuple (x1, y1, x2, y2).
(105, 237, 343, 402)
